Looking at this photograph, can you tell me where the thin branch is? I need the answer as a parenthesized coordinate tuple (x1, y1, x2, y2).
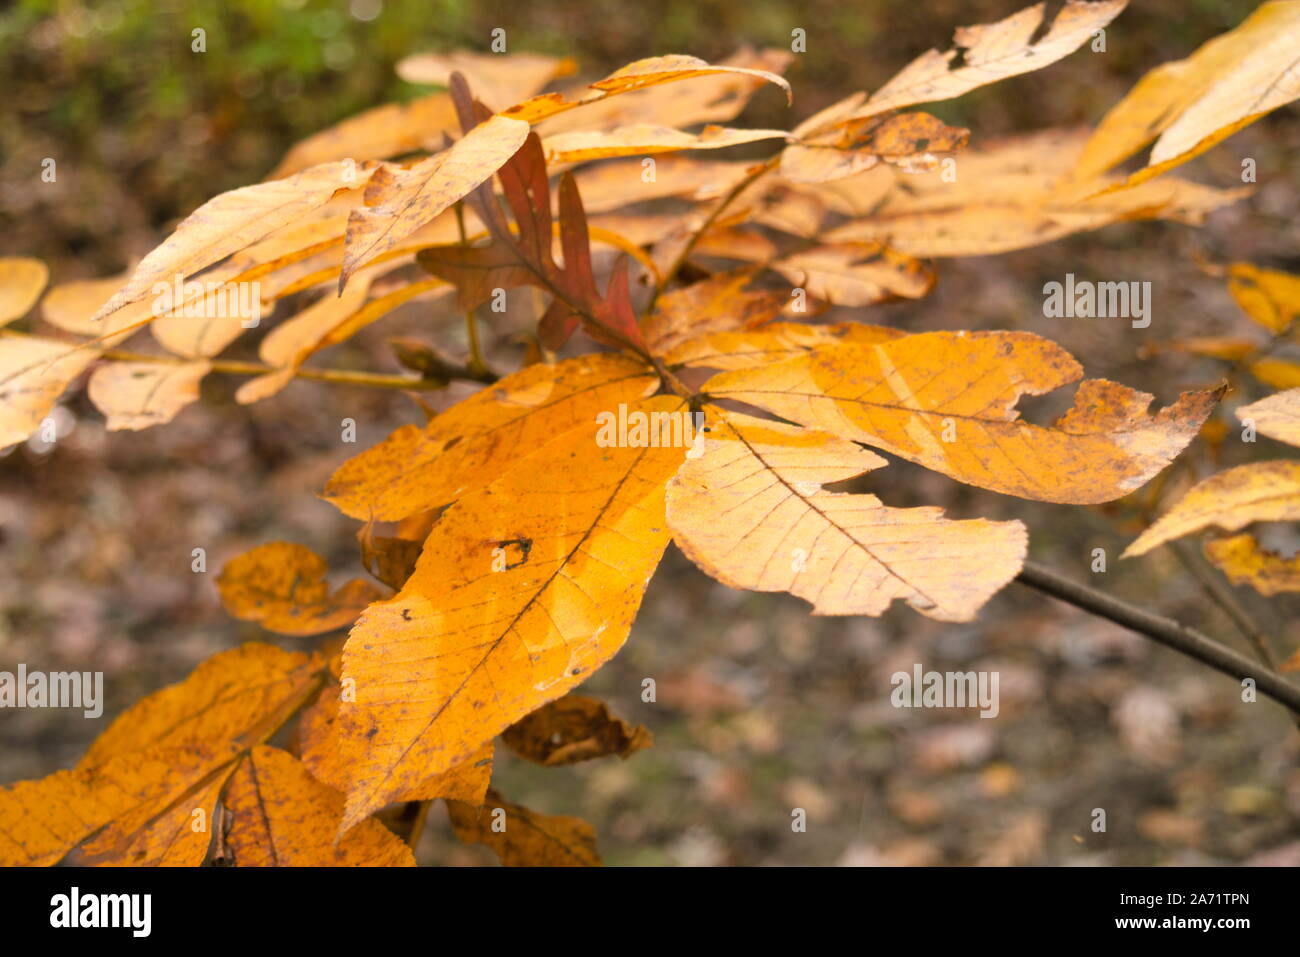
(98, 347, 491, 391)
(1169, 540, 1279, 668)
(1015, 560, 1300, 717)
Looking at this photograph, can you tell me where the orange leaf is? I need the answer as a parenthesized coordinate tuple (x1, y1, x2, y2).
(217, 542, 383, 636)
(502, 694, 652, 766)
(447, 789, 600, 866)
(667, 409, 1026, 620)
(704, 331, 1221, 504)
(333, 399, 687, 832)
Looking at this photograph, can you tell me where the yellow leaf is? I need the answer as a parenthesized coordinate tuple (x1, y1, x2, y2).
(1248, 357, 1300, 390)
(1075, 2, 1300, 188)
(217, 542, 383, 636)
(771, 242, 934, 306)
(0, 335, 98, 448)
(542, 124, 789, 164)
(40, 274, 149, 348)
(0, 257, 49, 326)
(1228, 262, 1300, 335)
(828, 128, 1248, 256)
(1144, 336, 1259, 362)
(848, 1, 1128, 121)
(81, 766, 230, 867)
(223, 746, 415, 866)
(534, 48, 792, 136)
(502, 694, 652, 766)
(87, 359, 211, 431)
(703, 331, 1221, 504)
(232, 276, 375, 405)
(339, 115, 530, 290)
(573, 156, 750, 214)
(662, 321, 902, 370)
(781, 112, 968, 185)
(642, 268, 786, 353)
(502, 53, 792, 125)
(447, 789, 600, 866)
(0, 747, 228, 867)
(0, 643, 322, 866)
(667, 409, 1026, 620)
(268, 53, 571, 180)
(297, 687, 493, 805)
(92, 161, 367, 325)
(1238, 388, 1300, 446)
(334, 400, 686, 832)
(1204, 533, 1300, 596)
(1124, 461, 1300, 556)
(395, 50, 577, 109)
(323, 352, 659, 521)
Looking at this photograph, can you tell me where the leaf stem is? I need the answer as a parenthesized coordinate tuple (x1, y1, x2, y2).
(1015, 560, 1300, 718)
(455, 201, 490, 378)
(649, 153, 779, 312)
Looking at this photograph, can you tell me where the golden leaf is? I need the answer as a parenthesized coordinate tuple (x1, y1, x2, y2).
(217, 542, 383, 636)
(667, 409, 1026, 621)
(703, 332, 1221, 504)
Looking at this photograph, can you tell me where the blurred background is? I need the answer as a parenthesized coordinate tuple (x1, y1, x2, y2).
(3, 0, 1300, 865)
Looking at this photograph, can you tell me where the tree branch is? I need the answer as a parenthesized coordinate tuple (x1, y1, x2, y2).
(1015, 560, 1300, 717)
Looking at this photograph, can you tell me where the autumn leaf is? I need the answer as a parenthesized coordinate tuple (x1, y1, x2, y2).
(87, 359, 211, 431)
(1238, 388, 1300, 445)
(770, 242, 934, 306)
(323, 352, 658, 521)
(296, 687, 494, 806)
(217, 542, 384, 636)
(1204, 533, 1300, 596)
(502, 694, 652, 766)
(781, 111, 969, 185)
(1123, 461, 1300, 557)
(416, 96, 649, 352)
(1227, 262, 1300, 335)
(541, 123, 790, 164)
(502, 53, 792, 125)
(91, 161, 368, 324)
(333, 400, 686, 832)
(0, 257, 49, 326)
(838, 1, 1127, 123)
(269, 51, 570, 180)
(0, 644, 323, 866)
(1074, 0, 1300, 186)
(1248, 358, 1300, 391)
(0, 335, 98, 448)
(395, 50, 577, 110)
(660, 321, 902, 371)
(667, 409, 1027, 621)
(223, 746, 414, 866)
(826, 129, 1249, 257)
(641, 268, 787, 353)
(703, 331, 1221, 504)
(339, 113, 530, 291)
(446, 789, 600, 866)
(40, 273, 151, 348)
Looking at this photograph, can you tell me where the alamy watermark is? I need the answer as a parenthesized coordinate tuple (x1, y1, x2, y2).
(1043, 273, 1151, 328)
(0, 665, 103, 718)
(151, 274, 262, 328)
(595, 403, 707, 456)
(890, 663, 1000, 718)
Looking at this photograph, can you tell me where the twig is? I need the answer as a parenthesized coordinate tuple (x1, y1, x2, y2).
(1015, 560, 1300, 717)
(1168, 540, 1279, 668)
(98, 347, 484, 391)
